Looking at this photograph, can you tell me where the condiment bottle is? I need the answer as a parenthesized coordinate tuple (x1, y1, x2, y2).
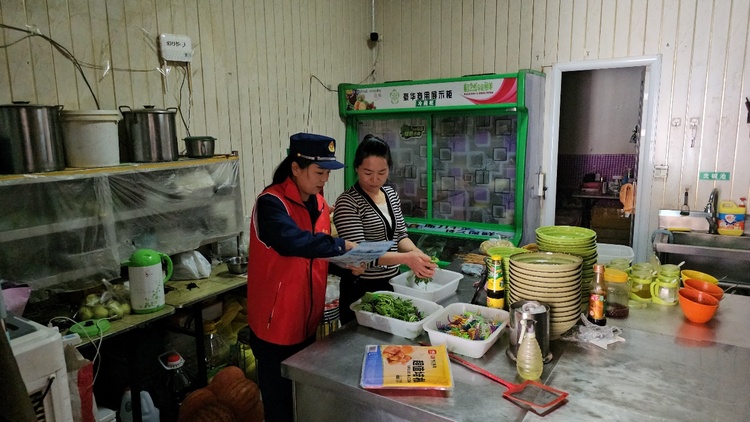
(587, 264, 607, 326)
(516, 319, 543, 380)
(604, 268, 629, 318)
(485, 255, 505, 310)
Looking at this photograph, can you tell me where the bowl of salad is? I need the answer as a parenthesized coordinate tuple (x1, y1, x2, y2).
(350, 291, 443, 339)
(422, 302, 509, 358)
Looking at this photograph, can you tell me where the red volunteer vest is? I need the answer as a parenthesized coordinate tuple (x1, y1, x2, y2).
(247, 178, 331, 345)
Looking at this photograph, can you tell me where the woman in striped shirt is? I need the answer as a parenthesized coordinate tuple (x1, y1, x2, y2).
(334, 134, 437, 324)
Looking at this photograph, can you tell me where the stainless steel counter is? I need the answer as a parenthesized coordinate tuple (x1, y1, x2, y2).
(282, 270, 750, 421)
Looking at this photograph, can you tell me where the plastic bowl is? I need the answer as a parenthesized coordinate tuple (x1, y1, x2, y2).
(683, 278, 724, 301)
(678, 288, 719, 324)
(350, 291, 443, 339)
(681, 269, 718, 284)
(389, 269, 462, 302)
(422, 302, 509, 358)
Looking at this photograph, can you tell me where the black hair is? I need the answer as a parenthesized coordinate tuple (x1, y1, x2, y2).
(267, 155, 314, 189)
(354, 134, 393, 169)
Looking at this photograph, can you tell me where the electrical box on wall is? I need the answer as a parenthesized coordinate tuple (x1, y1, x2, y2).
(159, 33, 193, 62)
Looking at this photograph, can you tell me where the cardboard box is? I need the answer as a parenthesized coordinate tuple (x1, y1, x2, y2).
(591, 207, 632, 230)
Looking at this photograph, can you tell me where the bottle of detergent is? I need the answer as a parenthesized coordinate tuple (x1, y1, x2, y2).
(718, 200, 745, 236)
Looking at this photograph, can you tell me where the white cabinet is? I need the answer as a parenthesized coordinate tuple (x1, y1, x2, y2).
(0, 156, 244, 290)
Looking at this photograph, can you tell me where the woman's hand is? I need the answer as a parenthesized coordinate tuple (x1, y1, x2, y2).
(404, 250, 437, 279)
(347, 262, 366, 276)
(344, 240, 358, 251)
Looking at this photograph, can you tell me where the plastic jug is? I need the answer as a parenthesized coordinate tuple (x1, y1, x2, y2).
(718, 201, 745, 236)
(119, 388, 161, 422)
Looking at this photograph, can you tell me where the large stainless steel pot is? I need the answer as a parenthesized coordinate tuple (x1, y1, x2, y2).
(0, 102, 66, 174)
(118, 105, 178, 162)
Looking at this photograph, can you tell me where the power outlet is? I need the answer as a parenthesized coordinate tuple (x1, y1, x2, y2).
(159, 33, 193, 62)
(654, 164, 669, 179)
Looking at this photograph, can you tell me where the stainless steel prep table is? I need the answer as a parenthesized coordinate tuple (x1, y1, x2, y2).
(282, 265, 750, 421)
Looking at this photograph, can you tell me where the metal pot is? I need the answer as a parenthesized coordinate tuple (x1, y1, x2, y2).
(183, 136, 216, 158)
(0, 102, 66, 174)
(118, 105, 179, 162)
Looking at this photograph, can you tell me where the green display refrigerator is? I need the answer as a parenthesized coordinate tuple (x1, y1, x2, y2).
(338, 70, 545, 246)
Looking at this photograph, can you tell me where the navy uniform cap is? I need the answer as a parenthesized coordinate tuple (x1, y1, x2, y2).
(288, 133, 345, 170)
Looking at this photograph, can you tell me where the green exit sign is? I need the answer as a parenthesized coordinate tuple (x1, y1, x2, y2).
(699, 172, 731, 181)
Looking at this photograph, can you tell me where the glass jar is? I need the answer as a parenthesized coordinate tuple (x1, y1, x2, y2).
(605, 268, 629, 318)
(606, 258, 631, 274)
(629, 269, 653, 302)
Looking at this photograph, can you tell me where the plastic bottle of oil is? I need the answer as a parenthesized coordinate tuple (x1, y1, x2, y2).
(516, 319, 543, 380)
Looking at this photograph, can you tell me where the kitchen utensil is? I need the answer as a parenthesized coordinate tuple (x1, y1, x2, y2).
(683, 278, 724, 301)
(118, 105, 178, 162)
(225, 256, 248, 275)
(183, 136, 216, 158)
(680, 189, 690, 216)
(678, 288, 719, 323)
(60, 110, 121, 167)
(507, 300, 552, 363)
(124, 249, 173, 313)
(0, 102, 66, 174)
(434, 345, 568, 413)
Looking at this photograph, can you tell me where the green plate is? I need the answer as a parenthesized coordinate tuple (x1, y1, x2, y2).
(536, 226, 597, 243)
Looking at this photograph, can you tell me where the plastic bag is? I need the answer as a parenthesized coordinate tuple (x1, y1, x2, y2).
(64, 345, 95, 422)
(77, 280, 131, 321)
(171, 250, 212, 280)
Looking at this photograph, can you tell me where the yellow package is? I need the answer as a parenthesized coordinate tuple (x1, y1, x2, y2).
(360, 344, 453, 391)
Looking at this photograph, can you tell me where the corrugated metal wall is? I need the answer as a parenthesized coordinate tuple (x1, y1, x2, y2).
(2, 0, 749, 235)
(0, 0, 372, 213)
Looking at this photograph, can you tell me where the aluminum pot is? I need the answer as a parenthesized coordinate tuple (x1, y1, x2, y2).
(0, 102, 66, 174)
(118, 105, 178, 162)
(183, 136, 216, 158)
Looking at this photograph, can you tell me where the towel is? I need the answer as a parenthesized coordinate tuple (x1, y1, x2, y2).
(620, 183, 635, 216)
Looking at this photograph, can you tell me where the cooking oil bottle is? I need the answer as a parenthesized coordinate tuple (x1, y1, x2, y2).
(516, 319, 543, 380)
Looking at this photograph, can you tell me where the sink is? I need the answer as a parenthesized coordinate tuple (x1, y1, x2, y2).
(670, 231, 750, 250)
(654, 210, 750, 284)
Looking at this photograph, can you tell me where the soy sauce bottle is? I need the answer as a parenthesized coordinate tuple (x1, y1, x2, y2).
(587, 264, 607, 326)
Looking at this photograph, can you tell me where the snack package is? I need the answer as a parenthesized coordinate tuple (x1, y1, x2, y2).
(360, 344, 453, 392)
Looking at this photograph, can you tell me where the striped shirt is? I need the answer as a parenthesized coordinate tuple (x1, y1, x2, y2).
(333, 183, 408, 281)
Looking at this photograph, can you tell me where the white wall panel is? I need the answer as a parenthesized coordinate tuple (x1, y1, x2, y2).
(2, 0, 749, 231)
(0, 0, 372, 214)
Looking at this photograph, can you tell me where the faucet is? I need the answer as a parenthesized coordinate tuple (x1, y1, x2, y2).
(704, 188, 719, 234)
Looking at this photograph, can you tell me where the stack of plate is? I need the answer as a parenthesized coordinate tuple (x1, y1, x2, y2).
(507, 252, 583, 339)
(535, 226, 598, 306)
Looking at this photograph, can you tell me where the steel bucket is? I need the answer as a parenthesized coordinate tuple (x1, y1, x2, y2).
(118, 105, 178, 162)
(0, 102, 66, 174)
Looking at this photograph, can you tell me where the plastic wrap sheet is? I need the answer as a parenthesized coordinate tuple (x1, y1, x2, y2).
(0, 176, 120, 290)
(109, 160, 242, 260)
(0, 158, 243, 298)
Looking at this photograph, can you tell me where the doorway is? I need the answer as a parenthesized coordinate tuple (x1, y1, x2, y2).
(542, 56, 662, 263)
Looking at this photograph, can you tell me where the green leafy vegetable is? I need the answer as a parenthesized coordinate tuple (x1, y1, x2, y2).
(355, 292, 424, 322)
(414, 256, 440, 284)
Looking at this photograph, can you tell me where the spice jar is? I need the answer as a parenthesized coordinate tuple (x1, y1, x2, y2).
(629, 268, 653, 302)
(605, 268, 629, 318)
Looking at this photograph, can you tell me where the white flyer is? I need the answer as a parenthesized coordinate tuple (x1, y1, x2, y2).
(326, 240, 395, 267)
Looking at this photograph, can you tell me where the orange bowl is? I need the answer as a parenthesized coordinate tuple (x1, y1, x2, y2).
(678, 288, 719, 324)
(683, 278, 724, 301)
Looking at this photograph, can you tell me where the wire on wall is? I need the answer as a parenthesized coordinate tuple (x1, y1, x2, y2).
(0, 23, 101, 109)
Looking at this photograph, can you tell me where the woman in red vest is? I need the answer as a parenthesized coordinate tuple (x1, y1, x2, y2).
(247, 133, 360, 422)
